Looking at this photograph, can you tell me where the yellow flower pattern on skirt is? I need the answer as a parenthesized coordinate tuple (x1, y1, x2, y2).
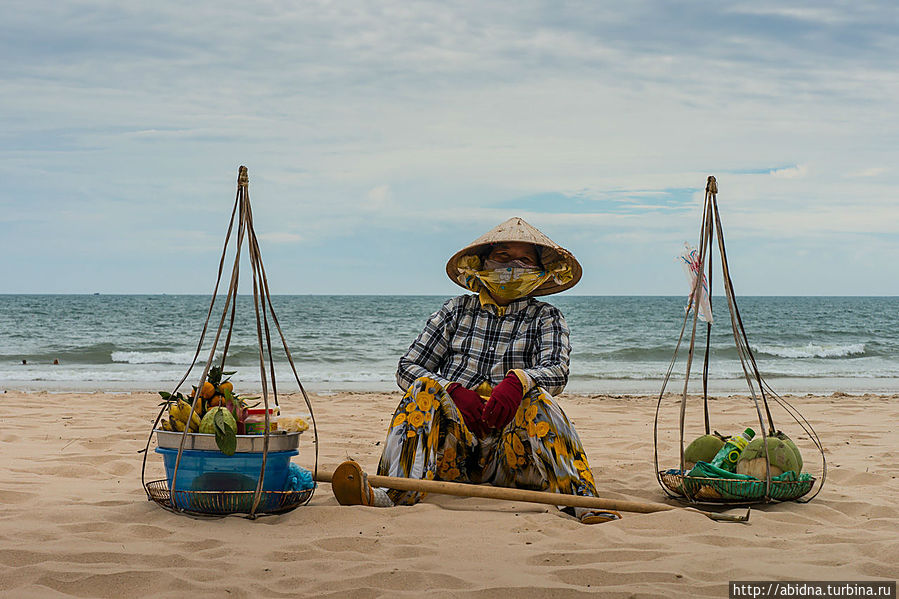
(377, 376, 599, 506)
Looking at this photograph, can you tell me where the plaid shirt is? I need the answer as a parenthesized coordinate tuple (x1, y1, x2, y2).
(397, 294, 570, 396)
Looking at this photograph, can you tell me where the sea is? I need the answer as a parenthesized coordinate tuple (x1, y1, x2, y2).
(1, 295, 897, 395)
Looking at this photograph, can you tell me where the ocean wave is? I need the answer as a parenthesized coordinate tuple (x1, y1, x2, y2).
(0, 364, 396, 384)
(111, 351, 199, 365)
(106, 347, 390, 366)
(3, 362, 899, 393)
(752, 343, 866, 359)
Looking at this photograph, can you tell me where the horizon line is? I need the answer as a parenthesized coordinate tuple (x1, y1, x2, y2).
(1, 293, 897, 298)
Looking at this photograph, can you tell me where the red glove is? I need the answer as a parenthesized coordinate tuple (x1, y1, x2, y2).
(446, 383, 488, 438)
(483, 373, 524, 430)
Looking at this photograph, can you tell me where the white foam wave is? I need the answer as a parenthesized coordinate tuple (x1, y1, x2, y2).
(753, 343, 866, 359)
(111, 351, 197, 365)
(0, 365, 396, 385)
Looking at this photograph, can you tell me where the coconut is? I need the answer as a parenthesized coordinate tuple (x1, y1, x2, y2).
(773, 430, 803, 473)
(683, 433, 726, 469)
(735, 436, 801, 479)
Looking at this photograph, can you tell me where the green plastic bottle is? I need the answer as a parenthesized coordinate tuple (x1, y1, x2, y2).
(709, 428, 755, 472)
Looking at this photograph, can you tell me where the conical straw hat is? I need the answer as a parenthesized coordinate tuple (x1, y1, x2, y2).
(445, 217, 582, 296)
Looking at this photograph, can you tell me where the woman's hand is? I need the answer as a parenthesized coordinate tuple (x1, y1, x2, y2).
(483, 373, 523, 430)
(446, 383, 488, 438)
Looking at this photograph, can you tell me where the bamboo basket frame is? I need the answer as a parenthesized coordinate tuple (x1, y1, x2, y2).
(140, 166, 319, 518)
(653, 176, 826, 505)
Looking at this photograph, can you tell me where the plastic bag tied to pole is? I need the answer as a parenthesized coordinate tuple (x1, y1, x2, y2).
(679, 242, 713, 324)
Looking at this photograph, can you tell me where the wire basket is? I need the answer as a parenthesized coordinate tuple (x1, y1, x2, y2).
(140, 166, 319, 518)
(653, 177, 826, 506)
(659, 470, 816, 505)
(145, 480, 314, 516)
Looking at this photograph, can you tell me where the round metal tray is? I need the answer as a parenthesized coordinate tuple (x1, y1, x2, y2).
(155, 429, 301, 452)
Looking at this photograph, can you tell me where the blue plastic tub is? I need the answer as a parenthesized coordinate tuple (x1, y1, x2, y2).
(155, 447, 298, 493)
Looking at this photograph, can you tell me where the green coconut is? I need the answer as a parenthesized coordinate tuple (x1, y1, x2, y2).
(773, 430, 803, 473)
(735, 436, 801, 479)
(683, 433, 726, 469)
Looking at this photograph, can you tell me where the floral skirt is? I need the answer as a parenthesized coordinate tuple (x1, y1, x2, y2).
(376, 376, 599, 506)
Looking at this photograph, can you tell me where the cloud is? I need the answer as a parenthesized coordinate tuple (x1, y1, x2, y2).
(1, 1, 899, 293)
(497, 188, 700, 215)
(769, 165, 809, 179)
(364, 185, 393, 211)
(259, 232, 302, 244)
(726, 6, 852, 25)
(847, 167, 888, 178)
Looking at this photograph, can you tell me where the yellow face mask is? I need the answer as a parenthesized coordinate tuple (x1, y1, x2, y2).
(474, 265, 549, 302)
(455, 255, 573, 302)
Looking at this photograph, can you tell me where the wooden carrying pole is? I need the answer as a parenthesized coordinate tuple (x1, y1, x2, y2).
(314, 470, 748, 522)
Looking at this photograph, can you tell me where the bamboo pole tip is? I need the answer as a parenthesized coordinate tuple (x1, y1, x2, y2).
(706, 176, 718, 194)
(238, 166, 249, 187)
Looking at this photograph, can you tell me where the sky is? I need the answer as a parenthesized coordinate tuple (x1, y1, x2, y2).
(1, 1, 898, 296)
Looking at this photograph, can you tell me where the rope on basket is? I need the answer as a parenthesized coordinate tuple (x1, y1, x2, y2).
(140, 166, 319, 517)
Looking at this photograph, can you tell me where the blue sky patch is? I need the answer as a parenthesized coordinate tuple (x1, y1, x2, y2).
(725, 166, 798, 176)
(502, 188, 699, 215)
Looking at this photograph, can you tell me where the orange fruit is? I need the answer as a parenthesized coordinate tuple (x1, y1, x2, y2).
(199, 381, 215, 399)
(208, 394, 223, 408)
(218, 381, 233, 395)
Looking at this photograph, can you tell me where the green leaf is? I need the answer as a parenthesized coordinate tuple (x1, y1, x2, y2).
(158, 391, 172, 400)
(213, 409, 237, 456)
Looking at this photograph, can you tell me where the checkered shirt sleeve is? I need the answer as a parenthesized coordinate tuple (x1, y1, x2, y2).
(395, 298, 457, 390)
(523, 307, 570, 396)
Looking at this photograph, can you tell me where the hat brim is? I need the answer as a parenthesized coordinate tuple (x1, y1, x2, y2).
(444, 217, 582, 297)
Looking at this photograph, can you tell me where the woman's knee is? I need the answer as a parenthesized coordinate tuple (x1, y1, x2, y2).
(411, 375, 446, 392)
(525, 387, 565, 414)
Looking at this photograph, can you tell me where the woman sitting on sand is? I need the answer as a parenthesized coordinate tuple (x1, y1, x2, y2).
(333, 217, 620, 524)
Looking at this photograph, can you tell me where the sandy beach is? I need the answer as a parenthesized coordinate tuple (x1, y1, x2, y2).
(1, 389, 897, 598)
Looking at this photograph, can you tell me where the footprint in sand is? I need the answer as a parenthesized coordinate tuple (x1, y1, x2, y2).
(552, 567, 685, 588)
(124, 523, 173, 540)
(101, 461, 134, 476)
(528, 548, 669, 567)
(61, 521, 108, 534)
(313, 536, 383, 553)
(43, 464, 104, 479)
(0, 489, 37, 504)
(0, 549, 44, 567)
